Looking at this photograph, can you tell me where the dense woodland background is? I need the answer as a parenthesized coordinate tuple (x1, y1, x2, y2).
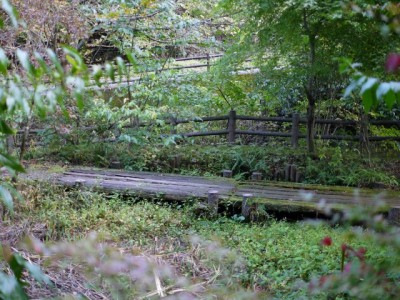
(0, 1, 400, 299)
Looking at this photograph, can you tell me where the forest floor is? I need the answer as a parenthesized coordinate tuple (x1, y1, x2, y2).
(0, 162, 397, 299)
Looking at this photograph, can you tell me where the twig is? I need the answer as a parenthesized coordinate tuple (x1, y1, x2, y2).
(153, 269, 166, 297)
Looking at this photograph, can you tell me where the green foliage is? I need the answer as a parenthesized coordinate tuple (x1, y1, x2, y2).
(27, 140, 399, 188)
(341, 59, 400, 112)
(192, 218, 390, 298)
(19, 183, 189, 242)
(309, 198, 400, 300)
(6, 182, 394, 299)
(0, 246, 51, 300)
(1, 0, 400, 297)
(304, 144, 399, 187)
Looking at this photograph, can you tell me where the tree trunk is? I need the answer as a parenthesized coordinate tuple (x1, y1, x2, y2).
(303, 10, 317, 155)
(305, 33, 317, 155)
(306, 93, 316, 154)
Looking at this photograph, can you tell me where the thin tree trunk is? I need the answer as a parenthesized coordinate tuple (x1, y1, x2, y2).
(306, 88, 316, 154)
(303, 10, 318, 155)
(19, 117, 32, 161)
(13, 96, 35, 182)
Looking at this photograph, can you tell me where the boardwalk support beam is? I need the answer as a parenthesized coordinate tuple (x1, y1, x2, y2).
(222, 170, 233, 178)
(74, 179, 86, 188)
(242, 193, 254, 220)
(389, 206, 400, 226)
(252, 172, 262, 181)
(208, 190, 219, 216)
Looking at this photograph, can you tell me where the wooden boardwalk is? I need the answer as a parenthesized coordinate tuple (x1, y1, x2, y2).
(56, 169, 400, 212)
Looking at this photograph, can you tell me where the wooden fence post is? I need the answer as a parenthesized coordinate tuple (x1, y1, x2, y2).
(206, 53, 210, 71)
(227, 110, 237, 144)
(222, 170, 233, 178)
(251, 172, 262, 181)
(291, 113, 300, 148)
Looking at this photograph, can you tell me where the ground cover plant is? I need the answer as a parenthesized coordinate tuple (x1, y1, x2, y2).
(1, 181, 397, 299)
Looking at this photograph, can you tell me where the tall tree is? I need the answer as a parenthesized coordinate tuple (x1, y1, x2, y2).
(219, 0, 396, 153)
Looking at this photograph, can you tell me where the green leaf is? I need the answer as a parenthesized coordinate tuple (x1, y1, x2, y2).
(66, 54, 79, 73)
(46, 49, 64, 75)
(1, 183, 23, 203)
(343, 81, 357, 98)
(0, 119, 15, 134)
(0, 273, 27, 299)
(75, 91, 84, 111)
(116, 57, 126, 81)
(377, 83, 397, 109)
(24, 262, 52, 285)
(2, 0, 18, 27)
(105, 63, 115, 82)
(62, 45, 87, 73)
(383, 90, 396, 109)
(0, 185, 13, 213)
(16, 49, 36, 78)
(8, 254, 25, 281)
(0, 48, 9, 75)
(361, 89, 375, 112)
(360, 77, 378, 95)
(34, 52, 50, 73)
(91, 65, 103, 85)
(338, 57, 352, 74)
(360, 78, 378, 112)
(376, 82, 390, 99)
(126, 52, 138, 72)
(0, 153, 24, 172)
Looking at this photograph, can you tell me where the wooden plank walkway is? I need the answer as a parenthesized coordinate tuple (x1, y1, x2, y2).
(56, 169, 400, 212)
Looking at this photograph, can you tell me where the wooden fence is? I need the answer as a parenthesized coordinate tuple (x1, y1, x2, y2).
(14, 110, 400, 148)
(162, 110, 400, 147)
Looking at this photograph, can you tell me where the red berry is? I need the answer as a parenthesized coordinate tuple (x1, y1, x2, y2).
(321, 236, 333, 246)
(357, 247, 367, 259)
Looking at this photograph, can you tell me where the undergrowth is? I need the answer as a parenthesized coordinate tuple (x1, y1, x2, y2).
(2, 182, 393, 299)
(26, 140, 400, 188)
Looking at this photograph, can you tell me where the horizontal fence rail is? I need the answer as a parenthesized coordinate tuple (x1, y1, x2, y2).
(166, 110, 400, 147)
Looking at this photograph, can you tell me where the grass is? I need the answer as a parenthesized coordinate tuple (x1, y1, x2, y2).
(1, 180, 392, 299)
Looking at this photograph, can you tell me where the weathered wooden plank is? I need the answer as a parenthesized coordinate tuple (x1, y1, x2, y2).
(58, 169, 400, 210)
(67, 169, 233, 185)
(58, 176, 235, 198)
(63, 171, 231, 190)
(237, 188, 398, 206)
